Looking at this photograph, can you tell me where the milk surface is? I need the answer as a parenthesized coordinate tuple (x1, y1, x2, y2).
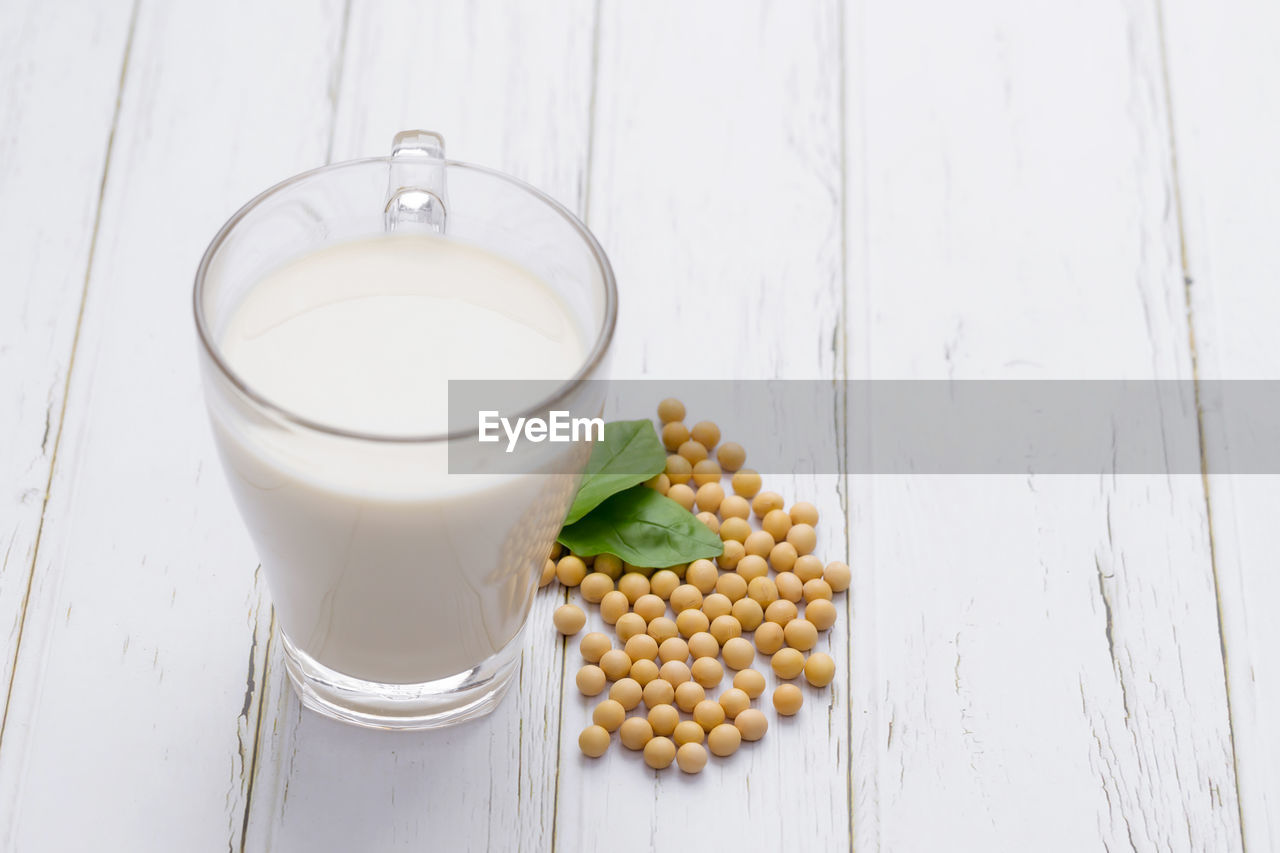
(214, 234, 586, 684)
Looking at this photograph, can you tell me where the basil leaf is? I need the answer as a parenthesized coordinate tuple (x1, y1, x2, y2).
(558, 486, 725, 566)
(562, 419, 668, 525)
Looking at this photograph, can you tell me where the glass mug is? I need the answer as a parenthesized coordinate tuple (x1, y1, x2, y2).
(194, 131, 616, 729)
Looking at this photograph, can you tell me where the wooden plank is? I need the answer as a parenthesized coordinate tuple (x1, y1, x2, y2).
(843, 0, 1242, 849)
(553, 2, 850, 850)
(0, 0, 135, 733)
(0, 1, 344, 849)
(240, 2, 597, 850)
(1161, 0, 1280, 847)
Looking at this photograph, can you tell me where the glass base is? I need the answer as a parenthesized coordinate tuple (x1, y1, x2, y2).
(279, 630, 522, 730)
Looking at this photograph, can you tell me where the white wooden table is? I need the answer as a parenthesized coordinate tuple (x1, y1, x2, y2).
(1, 1, 1276, 850)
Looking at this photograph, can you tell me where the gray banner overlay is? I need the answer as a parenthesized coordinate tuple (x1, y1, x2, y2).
(446, 380, 1280, 475)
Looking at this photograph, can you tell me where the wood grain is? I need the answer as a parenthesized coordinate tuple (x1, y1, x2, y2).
(0, 0, 135, 746)
(239, 2, 597, 851)
(553, 2, 850, 851)
(1162, 0, 1280, 848)
(1, 0, 1273, 849)
(843, 0, 1242, 849)
(0, 1, 343, 849)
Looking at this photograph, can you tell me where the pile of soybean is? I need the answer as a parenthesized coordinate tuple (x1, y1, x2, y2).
(544, 398, 850, 774)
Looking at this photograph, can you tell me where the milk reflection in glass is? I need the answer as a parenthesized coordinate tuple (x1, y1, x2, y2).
(214, 234, 584, 684)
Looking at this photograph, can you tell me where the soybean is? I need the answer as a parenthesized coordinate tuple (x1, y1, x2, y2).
(633, 593, 666, 623)
(674, 681, 706, 714)
(556, 556, 588, 587)
(677, 742, 708, 774)
(660, 660, 692, 687)
(577, 665, 607, 696)
(771, 648, 806, 680)
(580, 572, 614, 604)
(717, 442, 746, 472)
(731, 469, 762, 499)
(824, 560, 852, 593)
(790, 502, 819, 526)
(692, 459, 722, 487)
(714, 574, 748, 606)
(735, 555, 769, 583)
(805, 598, 837, 631)
(644, 736, 677, 769)
(735, 708, 768, 742)
(717, 540, 746, 571)
(719, 495, 751, 519)
(667, 483, 696, 511)
(675, 609, 710, 639)
(662, 421, 690, 452)
(775, 572, 804, 603)
(609, 677, 642, 710)
(684, 562, 718, 595)
(751, 491, 784, 518)
(733, 669, 766, 699)
(691, 656, 724, 689)
(647, 617, 678, 643)
(579, 725, 611, 757)
(764, 599, 799, 627)
(615, 613, 647, 642)
(658, 637, 690, 664)
(719, 687, 751, 719)
(554, 604, 586, 635)
(688, 632, 720, 660)
(642, 677, 676, 709)
(786, 523, 817, 556)
(805, 652, 836, 688)
(793, 554, 825, 583)
(730, 597, 764, 632)
(672, 719, 705, 746)
(657, 398, 686, 423)
(768, 542, 798, 574)
(773, 684, 803, 716)
(648, 704, 680, 737)
(709, 614, 743, 645)
(762, 509, 792, 541)
(783, 618, 818, 652)
(677, 439, 708, 465)
(599, 590, 629, 625)
(670, 583, 705, 612)
(599, 648, 633, 681)
(707, 723, 742, 757)
(665, 454, 693, 485)
(702, 592, 733, 620)
(721, 637, 755, 671)
(693, 699, 726, 732)
(579, 632, 611, 663)
(803, 578, 833, 603)
(620, 716, 654, 751)
(753, 622, 785, 655)
(719, 517, 751, 544)
(618, 572, 650, 604)
(629, 658, 660, 687)
(593, 699, 626, 732)
(650, 569, 680, 600)
(695, 482, 725, 513)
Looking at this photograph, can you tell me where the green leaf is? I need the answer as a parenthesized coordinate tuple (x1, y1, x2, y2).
(558, 486, 724, 567)
(562, 419, 668, 525)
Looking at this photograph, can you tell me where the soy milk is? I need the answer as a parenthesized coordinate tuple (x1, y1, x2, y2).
(212, 234, 586, 684)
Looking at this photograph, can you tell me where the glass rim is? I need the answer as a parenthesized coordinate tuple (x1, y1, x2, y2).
(193, 155, 618, 444)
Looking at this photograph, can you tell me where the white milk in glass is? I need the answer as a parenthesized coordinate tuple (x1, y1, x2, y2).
(213, 234, 585, 685)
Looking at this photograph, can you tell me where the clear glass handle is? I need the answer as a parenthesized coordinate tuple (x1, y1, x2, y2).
(385, 130, 447, 233)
